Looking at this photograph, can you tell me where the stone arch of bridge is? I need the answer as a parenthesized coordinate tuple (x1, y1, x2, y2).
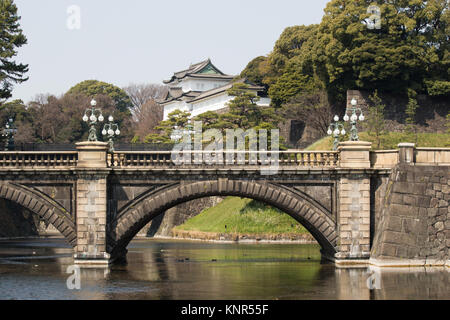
(0, 183, 77, 247)
(109, 180, 338, 259)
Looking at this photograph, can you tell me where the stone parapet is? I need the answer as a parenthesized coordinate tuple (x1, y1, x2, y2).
(398, 143, 415, 164)
(76, 141, 108, 168)
(338, 141, 372, 169)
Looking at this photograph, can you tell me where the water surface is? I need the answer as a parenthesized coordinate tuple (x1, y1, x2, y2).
(0, 238, 448, 300)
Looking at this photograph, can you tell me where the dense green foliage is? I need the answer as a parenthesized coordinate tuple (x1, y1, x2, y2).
(317, 0, 449, 101)
(239, 56, 270, 90)
(241, 0, 449, 106)
(268, 25, 322, 107)
(0, 0, 28, 101)
(175, 197, 309, 235)
(67, 80, 132, 113)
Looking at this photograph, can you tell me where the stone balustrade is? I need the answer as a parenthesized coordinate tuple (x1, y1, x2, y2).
(0, 151, 78, 168)
(0, 144, 446, 171)
(107, 150, 340, 168)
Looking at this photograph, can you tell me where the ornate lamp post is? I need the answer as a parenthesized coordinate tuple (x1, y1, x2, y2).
(2, 118, 17, 151)
(102, 115, 120, 152)
(343, 98, 365, 141)
(82, 99, 104, 141)
(327, 115, 346, 151)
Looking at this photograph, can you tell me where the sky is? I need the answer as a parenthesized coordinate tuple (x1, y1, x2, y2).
(11, 0, 329, 103)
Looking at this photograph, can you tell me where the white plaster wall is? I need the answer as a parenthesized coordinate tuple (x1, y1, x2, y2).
(178, 78, 230, 92)
(164, 94, 272, 120)
(191, 94, 233, 117)
(163, 101, 190, 120)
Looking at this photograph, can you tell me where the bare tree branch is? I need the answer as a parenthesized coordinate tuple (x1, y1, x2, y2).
(123, 83, 167, 120)
(133, 99, 164, 141)
(282, 90, 335, 136)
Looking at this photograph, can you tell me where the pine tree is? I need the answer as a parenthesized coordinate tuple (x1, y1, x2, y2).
(366, 90, 386, 149)
(223, 83, 261, 129)
(145, 109, 191, 143)
(405, 96, 419, 144)
(0, 0, 28, 102)
(446, 112, 450, 134)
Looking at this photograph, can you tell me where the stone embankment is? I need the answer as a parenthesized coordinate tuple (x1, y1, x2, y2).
(371, 164, 449, 267)
(170, 229, 316, 243)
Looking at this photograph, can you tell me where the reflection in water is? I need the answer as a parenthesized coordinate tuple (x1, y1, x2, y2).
(0, 238, 448, 300)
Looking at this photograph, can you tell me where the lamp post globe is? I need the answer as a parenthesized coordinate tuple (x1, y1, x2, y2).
(102, 115, 120, 152)
(83, 99, 104, 141)
(344, 97, 364, 141)
(327, 115, 346, 151)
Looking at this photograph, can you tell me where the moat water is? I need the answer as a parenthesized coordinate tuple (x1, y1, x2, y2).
(0, 237, 448, 300)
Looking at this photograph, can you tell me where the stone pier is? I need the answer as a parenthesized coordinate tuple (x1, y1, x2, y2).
(336, 141, 372, 265)
(73, 142, 111, 266)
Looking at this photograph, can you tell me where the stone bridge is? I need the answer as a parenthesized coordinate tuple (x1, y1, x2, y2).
(0, 141, 448, 267)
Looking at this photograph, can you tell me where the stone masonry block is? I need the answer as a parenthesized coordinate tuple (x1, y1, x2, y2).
(339, 210, 353, 219)
(386, 216, 403, 232)
(391, 193, 403, 204)
(402, 195, 417, 206)
(380, 243, 398, 257)
(390, 204, 419, 217)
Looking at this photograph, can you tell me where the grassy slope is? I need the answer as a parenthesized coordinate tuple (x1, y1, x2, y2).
(174, 197, 309, 235)
(306, 132, 450, 151)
